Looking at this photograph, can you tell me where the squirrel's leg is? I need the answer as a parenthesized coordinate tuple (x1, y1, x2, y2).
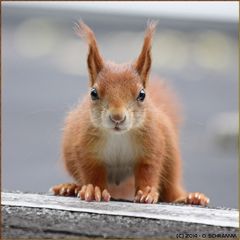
(159, 150, 210, 206)
(134, 161, 160, 204)
(76, 158, 111, 202)
(50, 183, 81, 197)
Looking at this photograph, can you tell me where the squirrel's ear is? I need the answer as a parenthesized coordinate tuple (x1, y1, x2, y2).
(74, 21, 104, 86)
(133, 21, 157, 87)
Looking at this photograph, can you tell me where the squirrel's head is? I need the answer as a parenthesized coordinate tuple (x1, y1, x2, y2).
(75, 21, 157, 134)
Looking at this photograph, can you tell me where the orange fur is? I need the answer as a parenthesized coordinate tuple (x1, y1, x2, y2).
(52, 21, 209, 205)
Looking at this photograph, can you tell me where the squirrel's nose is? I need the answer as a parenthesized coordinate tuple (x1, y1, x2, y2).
(109, 114, 126, 124)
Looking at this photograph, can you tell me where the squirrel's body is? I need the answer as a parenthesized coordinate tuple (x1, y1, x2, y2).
(63, 77, 182, 201)
(52, 22, 209, 205)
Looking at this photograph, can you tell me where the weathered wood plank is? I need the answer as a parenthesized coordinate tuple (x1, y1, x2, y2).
(2, 192, 239, 238)
(2, 192, 238, 227)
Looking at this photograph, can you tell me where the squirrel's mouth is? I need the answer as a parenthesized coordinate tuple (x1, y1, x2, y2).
(108, 121, 128, 133)
(112, 123, 127, 132)
(114, 126, 121, 131)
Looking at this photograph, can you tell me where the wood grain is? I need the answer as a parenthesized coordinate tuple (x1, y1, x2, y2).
(2, 192, 238, 228)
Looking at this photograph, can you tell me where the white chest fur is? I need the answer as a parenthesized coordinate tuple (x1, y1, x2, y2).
(100, 132, 140, 184)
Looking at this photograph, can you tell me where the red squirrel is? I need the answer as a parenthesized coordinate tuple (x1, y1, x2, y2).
(51, 21, 209, 205)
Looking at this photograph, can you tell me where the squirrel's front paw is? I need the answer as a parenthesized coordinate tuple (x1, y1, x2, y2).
(134, 186, 159, 204)
(185, 192, 209, 206)
(175, 192, 210, 206)
(77, 184, 111, 202)
(50, 183, 81, 196)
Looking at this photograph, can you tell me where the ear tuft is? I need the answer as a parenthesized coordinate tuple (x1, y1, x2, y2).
(146, 20, 158, 36)
(74, 21, 104, 86)
(134, 20, 157, 87)
(74, 21, 95, 45)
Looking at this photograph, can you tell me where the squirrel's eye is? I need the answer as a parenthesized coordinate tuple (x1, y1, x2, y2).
(137, 89, 145, 102)
(90, 88, 99, 100)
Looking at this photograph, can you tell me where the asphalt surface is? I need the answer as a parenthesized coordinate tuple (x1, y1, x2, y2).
(2, 5, 238, 208)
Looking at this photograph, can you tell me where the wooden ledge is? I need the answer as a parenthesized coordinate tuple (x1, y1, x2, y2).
(2, 192, 239, 239)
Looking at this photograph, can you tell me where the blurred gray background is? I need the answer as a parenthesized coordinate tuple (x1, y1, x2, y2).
(2, 2, 238, 208)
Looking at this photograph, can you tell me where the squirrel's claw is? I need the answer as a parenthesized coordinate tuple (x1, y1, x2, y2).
(175, 192, 210, 206)
(77, 184, 111, 202)
(50, 183, 81, 197)
(134, 186, 159, 204)
(186, 192, 210, 206)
